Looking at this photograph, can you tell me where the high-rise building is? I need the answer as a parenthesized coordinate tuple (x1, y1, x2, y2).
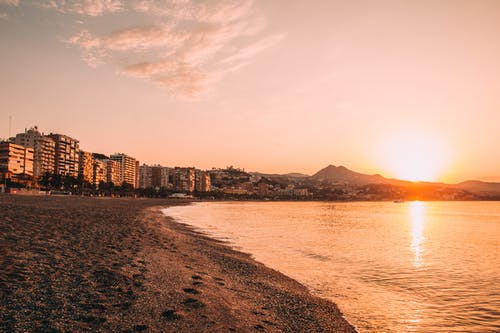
(13, 126, 55, 178)
(139, 164, 171, 189)
(152, 166, 162, 188)
(139, 164, 153, 188)
(106, 159, 122, 186)
(195, 170, 211, 192)
(161, 166, 170, 188)
(47, 133, 79, 177)
(136, 160, 140, 189)
(0, 142, 34, 178)
(153, 165, 170, 189)
(110, 153, 138, 188)
(78, 150, 94, 183)
(173, 167, 195, 192)
(93, 158, 107, 187)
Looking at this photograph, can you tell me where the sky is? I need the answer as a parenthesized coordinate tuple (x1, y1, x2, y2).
(1, 0, 499, 183)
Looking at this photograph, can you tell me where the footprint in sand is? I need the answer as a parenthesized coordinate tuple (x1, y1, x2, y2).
(214, 277, 225, 286)
(183, 298, 205, 309)
(162, 309, 181, 321)
(132, 324, 148, 331)
(183, 288, 200, 295)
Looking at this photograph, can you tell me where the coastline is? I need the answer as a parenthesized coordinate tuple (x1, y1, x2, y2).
(0, 195, 356, 332)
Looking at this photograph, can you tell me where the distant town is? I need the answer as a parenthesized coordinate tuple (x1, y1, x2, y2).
(1, 126, 499, 200)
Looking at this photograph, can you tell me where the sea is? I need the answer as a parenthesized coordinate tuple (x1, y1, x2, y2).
(163, 201, 500, 333)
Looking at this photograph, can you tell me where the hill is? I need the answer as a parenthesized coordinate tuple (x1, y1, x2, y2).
(310, 165, 388, 185)
(454, 180, 500, 194)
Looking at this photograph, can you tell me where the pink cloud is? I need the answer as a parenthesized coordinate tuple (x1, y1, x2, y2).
(43, 0, 124, 16)
(0, 0, 20, 6)
(65, 0, 282, 96)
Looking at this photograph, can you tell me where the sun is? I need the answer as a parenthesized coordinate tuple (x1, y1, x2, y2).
(375, 130, 451, 182)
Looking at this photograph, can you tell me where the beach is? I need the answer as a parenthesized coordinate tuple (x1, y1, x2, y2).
(0, 195, 356, 332)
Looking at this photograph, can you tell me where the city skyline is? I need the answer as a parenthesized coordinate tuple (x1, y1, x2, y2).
(3, 123, 499, 185)
(1, 1, 500, 182)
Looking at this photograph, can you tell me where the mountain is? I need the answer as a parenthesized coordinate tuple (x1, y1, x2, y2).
(310, 165, 388, 185)
(454, 180, 500, 194)
(311, 165, 500, 196)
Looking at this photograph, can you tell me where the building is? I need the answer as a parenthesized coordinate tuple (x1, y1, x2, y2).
(277, 188, 311, 198)
(139, 164, 171, 189)
(13, 126, 55, 179)
(195, 170, 211, 192)
(110, 153, 138, 188)
(78, 150, 94, 184)
(258, 182, 270, 197)
(106, 159, 122, 186)
(221, 188, 252, 195)
(135, 160, 140, 189)
(47, 133, 79, 177)
(153, 165, 170, 189)
(172, 167, 195, 192)
(152, 166, 163, 189)
(139, 164, 153, 189)
(0, 142, 34, 179)
(93, 158, 107, 187)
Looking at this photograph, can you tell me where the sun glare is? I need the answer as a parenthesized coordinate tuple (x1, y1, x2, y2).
(375, 130, 451, 182)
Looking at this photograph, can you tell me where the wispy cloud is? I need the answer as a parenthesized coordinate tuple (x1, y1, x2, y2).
(62, 0, 282, 97)
(42, 0, 124, 16)
(0, 0, 20, 6)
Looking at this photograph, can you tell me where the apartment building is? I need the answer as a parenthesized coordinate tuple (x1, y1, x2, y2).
(47, 133, 79, 177)
(139, 164, 153, 188)
(106, 159, 122, 186)
(195, 170, 211, 192)
(139, 164, 171, 189)
(110, 153, 138, 188)
(172, 167, 195, 192)
(277, 188, 310, 197)
(78, 150, 94, 183)
(0, 142, 34, 177)
(153, 165, 170, 189)
(13, 127, 55, 178)
(93, 158, 107, 187)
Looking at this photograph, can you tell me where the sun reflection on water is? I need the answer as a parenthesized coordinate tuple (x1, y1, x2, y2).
(410, 201, 426, 268)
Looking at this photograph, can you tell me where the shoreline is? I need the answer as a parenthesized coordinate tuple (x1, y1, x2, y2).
(0, 195, 356, 332)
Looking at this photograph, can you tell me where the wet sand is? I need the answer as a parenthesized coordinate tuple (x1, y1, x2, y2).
(0, 195, 356, 332)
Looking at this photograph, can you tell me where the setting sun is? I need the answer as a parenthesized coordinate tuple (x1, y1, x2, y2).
(375, 130, 452, 182)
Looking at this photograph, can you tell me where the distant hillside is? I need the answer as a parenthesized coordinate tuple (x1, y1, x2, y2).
(454, 180, 500, 194)
(250, 172, 309, 180)
(311, 164, 500, 195)
(252, 165, 500, 197)
(285, 172, 310, 178)
(310, 165, 388, 185)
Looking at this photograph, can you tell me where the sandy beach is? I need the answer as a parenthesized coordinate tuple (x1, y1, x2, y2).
(0, 195, 356, 332)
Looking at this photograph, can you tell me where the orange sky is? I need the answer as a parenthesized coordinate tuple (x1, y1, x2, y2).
(1, 1, 499, 182)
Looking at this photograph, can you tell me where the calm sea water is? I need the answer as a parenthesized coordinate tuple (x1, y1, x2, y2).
(163, 201, 500, 333)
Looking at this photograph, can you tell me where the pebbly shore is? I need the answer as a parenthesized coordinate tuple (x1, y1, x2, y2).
(0, 194, 356, 332)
